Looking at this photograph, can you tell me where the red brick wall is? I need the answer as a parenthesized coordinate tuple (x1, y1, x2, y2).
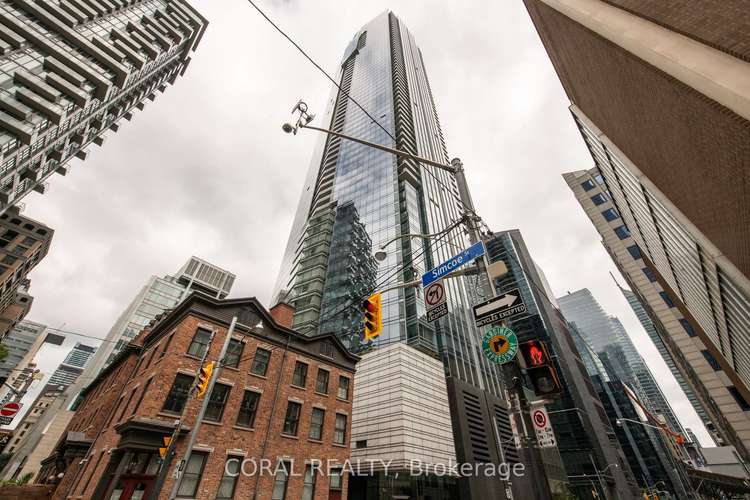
(601, 0, 750, 62)
(50, 352, 140, 499)
(68, 313, 354, 500)
(524, 0, 750, 279)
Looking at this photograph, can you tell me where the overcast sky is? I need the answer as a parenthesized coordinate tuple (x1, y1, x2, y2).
(13, 1, 710, 443)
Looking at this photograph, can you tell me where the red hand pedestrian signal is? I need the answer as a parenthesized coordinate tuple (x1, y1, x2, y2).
(529, 345, 543, 366)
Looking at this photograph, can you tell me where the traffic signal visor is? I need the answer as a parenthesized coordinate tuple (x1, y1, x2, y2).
(197, 361, 214, 397)
(363, 292, 383, 342)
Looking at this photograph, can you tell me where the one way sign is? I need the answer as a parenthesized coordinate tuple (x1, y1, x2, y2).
(473, 289, 527, 327)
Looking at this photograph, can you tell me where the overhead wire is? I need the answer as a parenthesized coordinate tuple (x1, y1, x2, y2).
(244, 0, 471, 213)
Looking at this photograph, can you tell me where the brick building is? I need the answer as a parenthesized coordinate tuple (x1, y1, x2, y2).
(40, 293, 358, 500)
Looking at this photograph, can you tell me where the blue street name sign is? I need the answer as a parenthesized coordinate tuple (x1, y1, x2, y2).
(422, 241, 485, 287)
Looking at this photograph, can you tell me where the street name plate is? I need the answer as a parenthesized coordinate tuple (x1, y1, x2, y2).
(422, 241, 485, 287)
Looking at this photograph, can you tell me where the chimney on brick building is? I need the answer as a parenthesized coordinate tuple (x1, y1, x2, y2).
(269, 302, 295, 329)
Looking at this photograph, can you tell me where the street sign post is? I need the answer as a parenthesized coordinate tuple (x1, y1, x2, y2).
(481, 326, 518, 365)
(0, 402, 22, 425)
(531, 406, 557, 448)
(473, 289, 526, 327)
(424, 281, 446, 308)
(424, 280, 448, 322)
(422, 241, 485, 287)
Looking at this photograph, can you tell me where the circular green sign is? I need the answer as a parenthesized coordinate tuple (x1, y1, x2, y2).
(482, 326, 518, 364)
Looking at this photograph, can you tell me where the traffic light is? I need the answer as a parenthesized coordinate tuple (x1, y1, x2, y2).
(159, 436, 171, 459)
(362, 292, 382, 342)
(519, 340, 561, 398)
(196, 361, 214, 397)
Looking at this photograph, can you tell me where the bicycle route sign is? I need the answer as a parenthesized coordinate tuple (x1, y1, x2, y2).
(481, 326, 518, 365)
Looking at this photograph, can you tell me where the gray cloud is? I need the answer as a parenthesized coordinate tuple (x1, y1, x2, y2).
(17, 1, 710, 443)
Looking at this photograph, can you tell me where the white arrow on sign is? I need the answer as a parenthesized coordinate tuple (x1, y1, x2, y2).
(474, 293, 518, 317)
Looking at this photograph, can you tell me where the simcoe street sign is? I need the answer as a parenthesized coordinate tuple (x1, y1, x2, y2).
(422, 241, 485, 287)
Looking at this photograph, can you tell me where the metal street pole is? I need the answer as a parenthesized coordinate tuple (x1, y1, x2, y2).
(148, 326, 222, 500)
(167, 316, 238, 500)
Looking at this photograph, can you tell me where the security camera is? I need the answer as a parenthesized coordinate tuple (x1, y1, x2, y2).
(282, 123, 295, 134)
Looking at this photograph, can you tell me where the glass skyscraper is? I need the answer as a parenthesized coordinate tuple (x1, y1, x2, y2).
(275, 11, 501, 394)
(558, 288, 683, 435)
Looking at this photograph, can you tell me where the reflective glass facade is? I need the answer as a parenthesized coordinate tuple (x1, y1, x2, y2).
(558, 289, 683, 435)
(275, 12, 501, 393)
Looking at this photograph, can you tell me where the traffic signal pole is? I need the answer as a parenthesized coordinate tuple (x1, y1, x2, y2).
(149, 325, 218, 500)
(166, 316, 238, 500)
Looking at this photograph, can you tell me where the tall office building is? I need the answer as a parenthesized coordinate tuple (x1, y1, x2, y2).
(564, 168, 750, 459)
(525, 0, 750, 457)
(84, 255, 235, 379)
(558, 289, 683, 435)
(0, 319, 46, 384)
(275, 12, 516, 497)
(0, 208, 52, 339)
(486, 230, 638, 499)
(47, 341, 95, 386)
(571, 327, 684, 498)
(0, 0, 207, 211)
(618, 280, 711, 426)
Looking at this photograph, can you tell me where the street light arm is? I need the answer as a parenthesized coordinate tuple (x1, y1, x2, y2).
(377, 217, 465, 255)
(300, 123, 456, 172)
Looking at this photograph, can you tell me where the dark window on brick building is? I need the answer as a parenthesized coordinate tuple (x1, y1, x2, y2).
(315, 369, 329, 394)
(237, 390, 260, 428)
(660, 292, 675, 308)
(626, 243, 641, 259)
(251, 348, 271, 376)
(601, 208, 619, 221)
(329, 468, 343, 490)
(163, 374, 193, 414)
(338, 376, 350, 400)
(282, 402, 301, 436)
(187, 328, 211, 358)
(292, 361, 308, 387)
(132, 378, 153, 416)
(319, 341, 334, 358)
(702, 351, 721, 372)
(643, 267, 657, 282)
(217, 457, 240, 499)
(224, 339, 244, 368)
(679, 319, 696, 337)
(334, 413, 347, 445)
(614, 225, 630, 240)
(581, 179, 596, 191)
(309, 408, 325, 440)
(205, 384, 231, 422)
(591, 193, 608, 205)
(176, 452, 207, 498)
(301, 465, 317, 500)
(271, 461, 291, 500)
(160, 334, 174, 359)
(729, 387, 750, 411)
